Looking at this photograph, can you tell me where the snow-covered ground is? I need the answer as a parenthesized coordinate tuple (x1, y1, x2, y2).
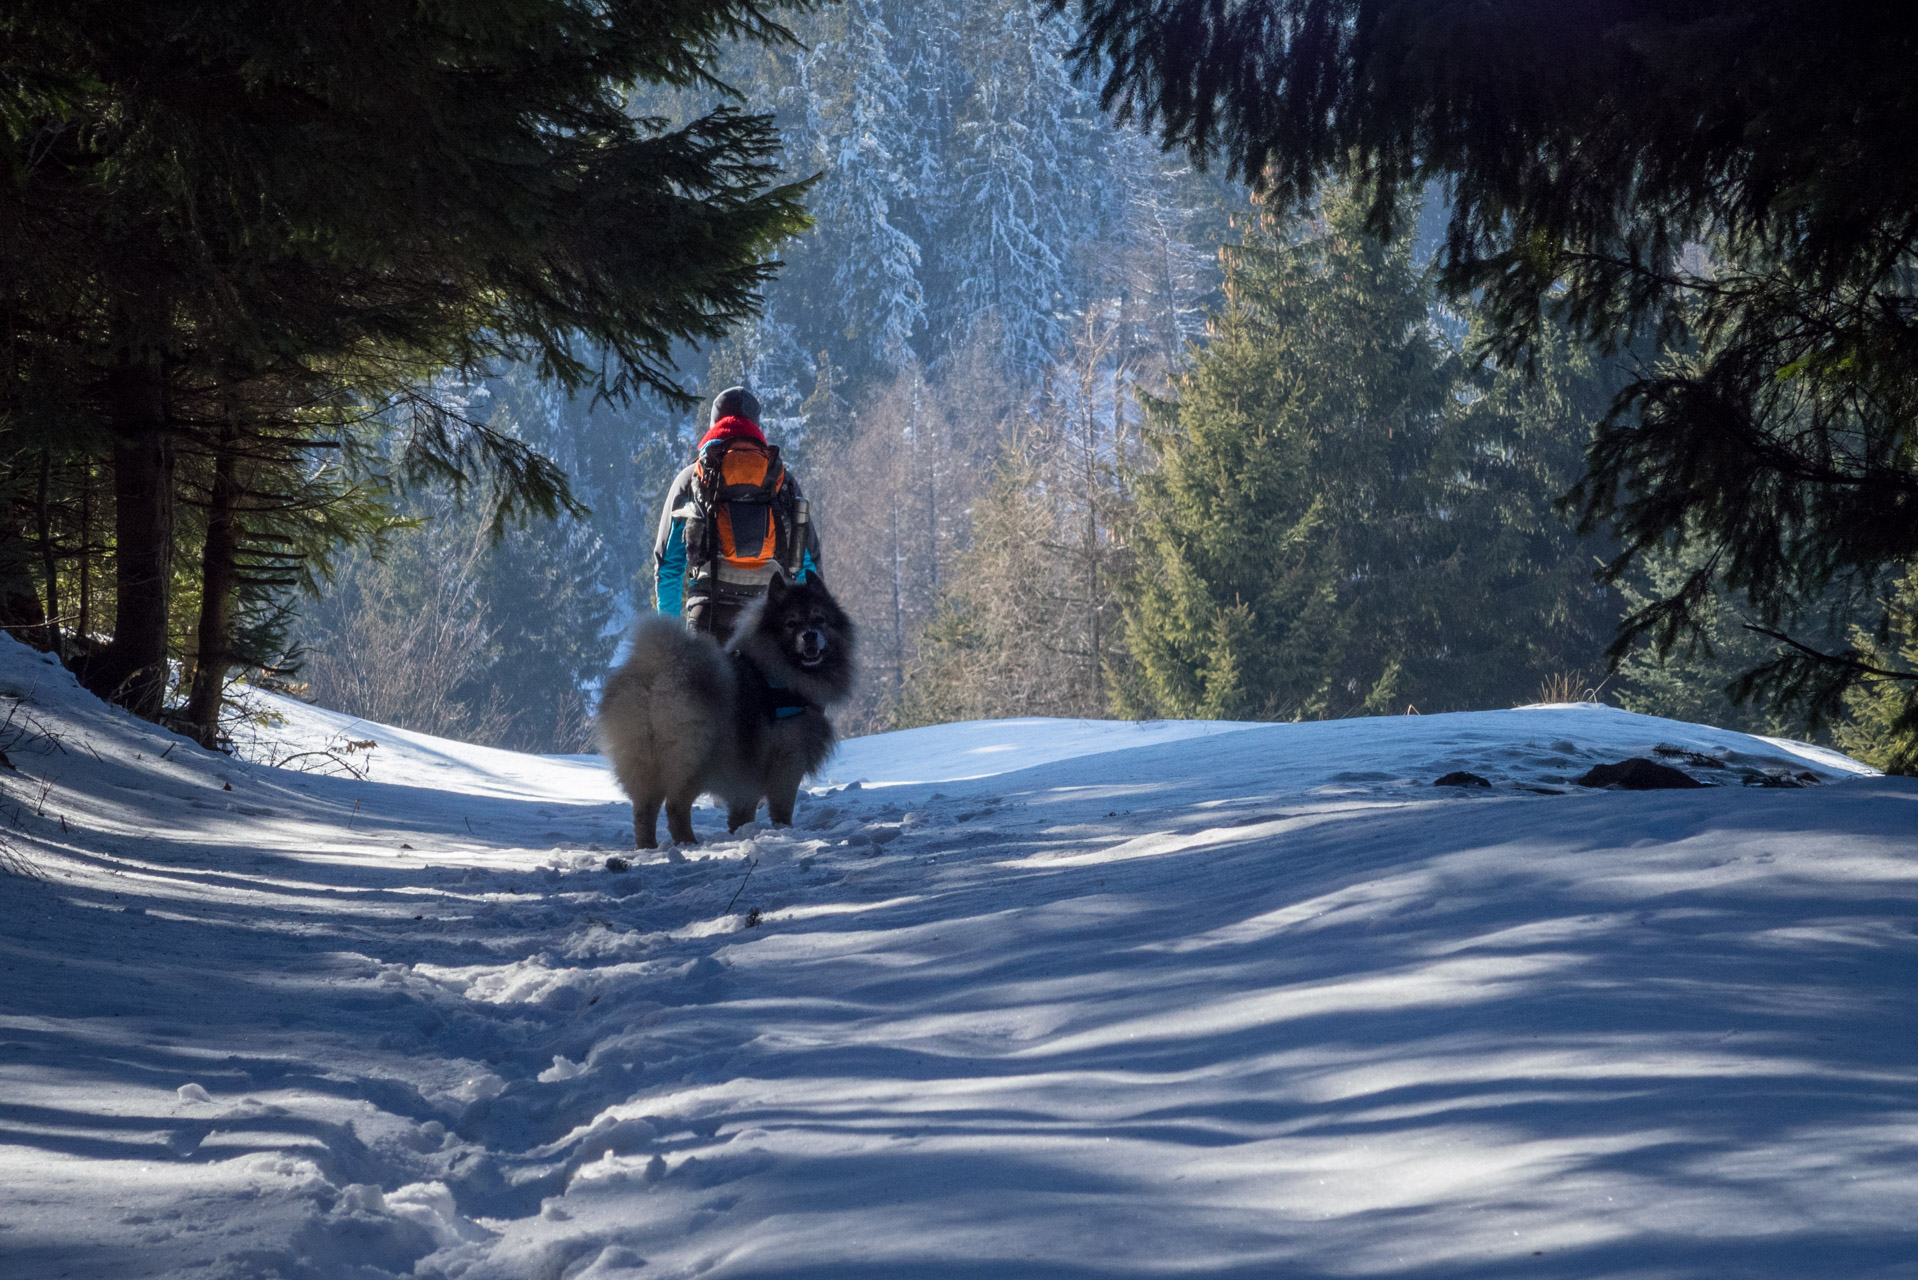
(1, 633, 1914, 1279)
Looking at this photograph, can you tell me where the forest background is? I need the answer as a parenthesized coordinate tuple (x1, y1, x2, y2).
(7, 0, 1900, 768)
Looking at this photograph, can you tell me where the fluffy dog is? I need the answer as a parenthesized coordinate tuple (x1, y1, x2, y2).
(597, 574, 855, 848)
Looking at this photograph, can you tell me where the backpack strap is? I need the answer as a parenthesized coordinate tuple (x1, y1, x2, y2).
(693, 444, 725, 632)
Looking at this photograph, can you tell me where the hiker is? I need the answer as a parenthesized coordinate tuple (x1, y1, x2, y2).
(653, 386, 821, 640)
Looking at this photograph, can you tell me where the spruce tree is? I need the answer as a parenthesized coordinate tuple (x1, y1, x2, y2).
(2, 0, 815, 720)
(1431, 320, 1628, 709)
(1056, 0, 1918, 746)
(1123, 190, 1452, 719)
(1123, 189, 1622, 720)
(172, 392, 399, 749)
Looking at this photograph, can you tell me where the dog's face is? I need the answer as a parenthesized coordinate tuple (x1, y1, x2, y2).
(764, 574, 850, 671)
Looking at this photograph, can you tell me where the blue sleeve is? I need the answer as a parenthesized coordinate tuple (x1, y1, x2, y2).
(656, 517, 686, 615)
(797, 547, 817, 584)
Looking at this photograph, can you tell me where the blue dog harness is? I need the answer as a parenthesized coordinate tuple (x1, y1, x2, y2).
(732, 651, 812, 720)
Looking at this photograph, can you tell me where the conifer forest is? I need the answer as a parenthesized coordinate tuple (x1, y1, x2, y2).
(6, 0, 1918, 769)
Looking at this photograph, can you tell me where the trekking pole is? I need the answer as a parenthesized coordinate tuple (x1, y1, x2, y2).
(789, 498, 809, 578)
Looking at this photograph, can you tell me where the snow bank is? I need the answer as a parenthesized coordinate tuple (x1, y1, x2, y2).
(1, 635, 1913, 1279)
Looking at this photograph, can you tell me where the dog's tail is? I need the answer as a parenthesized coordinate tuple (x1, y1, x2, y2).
(597, 616, 732, 792)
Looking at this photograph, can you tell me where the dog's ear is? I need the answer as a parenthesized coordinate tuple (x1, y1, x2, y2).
(800, 568, 825, 594)
(766, 573, 790, 602)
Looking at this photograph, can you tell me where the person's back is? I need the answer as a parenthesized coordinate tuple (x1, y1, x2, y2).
(653, 387, 820, 640)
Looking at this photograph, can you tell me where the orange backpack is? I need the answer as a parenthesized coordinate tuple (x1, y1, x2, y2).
(689, 437, 801, 586)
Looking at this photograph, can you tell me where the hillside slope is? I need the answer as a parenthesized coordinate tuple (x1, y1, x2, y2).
(0, 635, 1913, 1279)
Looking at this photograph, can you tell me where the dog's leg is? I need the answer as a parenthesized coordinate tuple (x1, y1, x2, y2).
(631, 796, 665, 849)
(727, 800, 759, 832)
(765, 769, 804, 827)
(665, 795, 700, 846)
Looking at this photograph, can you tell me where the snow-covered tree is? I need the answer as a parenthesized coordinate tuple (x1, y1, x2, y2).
(789, 1, 925, 376)
(950, 4, 1088, 379)
(1105, 135, 1221, 382)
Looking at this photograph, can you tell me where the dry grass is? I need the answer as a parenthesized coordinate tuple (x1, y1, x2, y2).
(1534, 670, 1608, 705)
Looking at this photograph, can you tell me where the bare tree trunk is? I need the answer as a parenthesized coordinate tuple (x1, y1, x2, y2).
(77, 461, 92, 645)
(919, 379, 940, 594)
(1084, 390, 1101, 710)
(1083, 352, 1102, 710)
(87, 360, 175, 718)
(36, 450, 60, 656)
(889, 501, 904, 700)
(183, 419, 241, 746)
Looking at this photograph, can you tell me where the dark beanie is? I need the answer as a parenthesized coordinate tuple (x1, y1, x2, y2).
(711, 386, 761, 425)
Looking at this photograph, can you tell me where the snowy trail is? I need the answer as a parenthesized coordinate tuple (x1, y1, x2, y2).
(1, 636, 1915, 1279)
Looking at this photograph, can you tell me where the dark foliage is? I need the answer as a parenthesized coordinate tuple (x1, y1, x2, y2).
(1056, 0, 1918, 748)
(1120, 189, 1621, 720)
(1, 0, 815, 731)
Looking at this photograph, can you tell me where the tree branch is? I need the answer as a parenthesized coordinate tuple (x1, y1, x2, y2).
(1742, 623, 1918, 682)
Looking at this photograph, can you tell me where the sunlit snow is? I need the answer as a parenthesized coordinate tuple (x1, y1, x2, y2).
(0, 634, 1913, 1279)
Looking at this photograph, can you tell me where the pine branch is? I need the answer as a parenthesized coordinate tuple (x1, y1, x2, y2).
(1741, 624, 1918, 683)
